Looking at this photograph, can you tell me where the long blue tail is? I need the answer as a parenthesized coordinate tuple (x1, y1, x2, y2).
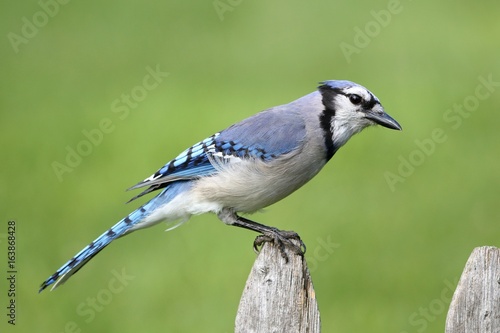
(39, 206, 147, 292)
(39, 183, 189, 292)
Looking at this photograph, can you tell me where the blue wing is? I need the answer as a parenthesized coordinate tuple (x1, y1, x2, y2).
(128, 107, 306, 201)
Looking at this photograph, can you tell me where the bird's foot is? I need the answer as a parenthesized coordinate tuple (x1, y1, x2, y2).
(216, 210, 306, 263)
(253, 228, 306, 262)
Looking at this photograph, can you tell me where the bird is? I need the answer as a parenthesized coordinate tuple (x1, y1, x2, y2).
(39, 80, 402, 292)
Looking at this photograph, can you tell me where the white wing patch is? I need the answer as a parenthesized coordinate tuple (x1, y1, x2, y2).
(206, 145, 242, 172)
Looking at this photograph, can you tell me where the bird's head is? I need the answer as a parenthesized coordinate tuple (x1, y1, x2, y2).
(317, 80, 401, 159)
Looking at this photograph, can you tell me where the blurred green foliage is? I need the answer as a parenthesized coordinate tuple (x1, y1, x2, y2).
(1, 0, 499, 332)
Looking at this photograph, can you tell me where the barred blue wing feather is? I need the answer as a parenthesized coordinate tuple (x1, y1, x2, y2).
(217, 107, 306, 159)
(126, 134, 220, 201)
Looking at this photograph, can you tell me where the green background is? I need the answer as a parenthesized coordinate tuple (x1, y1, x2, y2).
(1, 0, 499, 332)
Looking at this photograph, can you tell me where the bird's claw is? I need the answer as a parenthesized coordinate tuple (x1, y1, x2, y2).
(253, 228, 306, 262)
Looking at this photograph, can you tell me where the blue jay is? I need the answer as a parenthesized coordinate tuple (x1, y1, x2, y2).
(39, 80, 401, 292)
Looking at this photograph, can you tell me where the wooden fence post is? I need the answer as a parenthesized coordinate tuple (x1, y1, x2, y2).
(445, 246, 500, 333)
(235, 240, 321, 333)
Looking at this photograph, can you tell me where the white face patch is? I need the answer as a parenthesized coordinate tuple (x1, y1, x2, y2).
(342, 86, 374, 102)
(371, 102, 384, 113)
(326, 84, 383, 149)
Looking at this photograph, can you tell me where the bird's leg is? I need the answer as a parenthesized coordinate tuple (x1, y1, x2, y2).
(217, 210, 306, 262)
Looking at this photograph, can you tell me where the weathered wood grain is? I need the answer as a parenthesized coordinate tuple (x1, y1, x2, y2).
(235, 240, 321, 333)
(445, 246, 500, 333)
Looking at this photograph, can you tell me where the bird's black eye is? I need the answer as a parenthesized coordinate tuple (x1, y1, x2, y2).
(349, 94, 363, 105)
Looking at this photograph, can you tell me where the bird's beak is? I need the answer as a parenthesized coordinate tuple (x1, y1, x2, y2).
(365, 110, 402, 131)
